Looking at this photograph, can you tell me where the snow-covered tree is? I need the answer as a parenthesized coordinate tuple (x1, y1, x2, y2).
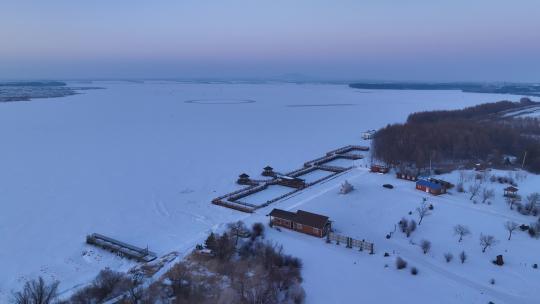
(459, 251, 467, 263)
(340, 180, 354, 194)
(504, 221, 518, 240)
(444, 252, 453, 263)
(420, 239, 431, 254)
(453, 224, 471, 242)
(416, 200, 431, 225)
(505, 196, 519, 210)
(479, 234, 498, 253)
(468, 182, 482, 201)
(481, 188, 495, 204)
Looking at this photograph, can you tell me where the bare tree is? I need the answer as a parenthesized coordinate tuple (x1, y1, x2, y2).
(479, 234, 498, 253)
(505, 196, 519, 210)
(468, 182, 482, 200)
(420, 239, 431, 254)
(453, 224, 471, 242)
(227, 221, 248, 245)
(459, 251, 467, 263)
(458, 170, 466, 184)
(12, 277, 59, 304)
(416, 200, 431, 225)
(405, 220, 417, 237)
(481, 188, 495, 204)
(444, 252, 453, 263)
(504, 221, 518, 240)
(523, 193, 540, 215)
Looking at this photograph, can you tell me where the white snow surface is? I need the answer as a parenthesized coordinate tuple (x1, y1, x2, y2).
(0, 81, 535, 303)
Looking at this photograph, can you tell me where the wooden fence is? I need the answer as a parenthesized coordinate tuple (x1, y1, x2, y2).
(326, 232, 374, 254)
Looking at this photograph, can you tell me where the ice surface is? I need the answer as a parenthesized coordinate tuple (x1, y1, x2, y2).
(240, 184, 294, 206)
(296, 169, 334, 184)
(320, 157, 354, 168)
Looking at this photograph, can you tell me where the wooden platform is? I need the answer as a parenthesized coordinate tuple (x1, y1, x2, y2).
(86, 233, 157, 262)
(212, 145, 369, 213)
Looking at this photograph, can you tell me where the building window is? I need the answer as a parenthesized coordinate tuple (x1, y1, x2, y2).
(313, 228, 319, 234)
(296, 224, 303, 230)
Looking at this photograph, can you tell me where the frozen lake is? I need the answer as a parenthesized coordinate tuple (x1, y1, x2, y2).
(297, 169, 334, 184)
(0, 81, 526, 298)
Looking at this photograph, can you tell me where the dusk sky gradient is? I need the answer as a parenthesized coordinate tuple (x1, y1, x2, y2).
(1, 0, 539, 81)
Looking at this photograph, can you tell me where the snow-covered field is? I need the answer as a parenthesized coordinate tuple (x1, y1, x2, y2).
(244, 168, 540, 304)
(0, 81, 531, 302)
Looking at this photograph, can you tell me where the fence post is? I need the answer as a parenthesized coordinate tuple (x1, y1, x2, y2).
(346, 237, 352, 248)
(370, 244, 374, 255)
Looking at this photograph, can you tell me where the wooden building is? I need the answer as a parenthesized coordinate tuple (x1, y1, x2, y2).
(362, 130, 376, 140)
(371, 164, 389, 174)
(504, 186, 518, 197)
(262, 166, 276, 177)
(428, 178, 454, 189)
(416, 179, 446, 195)
(269, 209, 331, 238)
(396, 172, 418, 181)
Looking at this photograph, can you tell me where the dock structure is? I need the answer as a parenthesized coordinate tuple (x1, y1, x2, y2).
(86, 233, 157, 262)
(212, 145, 369, 213)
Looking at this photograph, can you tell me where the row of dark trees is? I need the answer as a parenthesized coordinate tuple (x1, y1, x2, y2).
(372, 101, 540, 173)
(406, 100, 534, 124)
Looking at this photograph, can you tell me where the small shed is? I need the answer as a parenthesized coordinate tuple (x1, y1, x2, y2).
(269, 208, 331, 237)
(416, 179, 446, 195)
(396, 172, 418, 181)
(504, 186, 518, 197)
(371, 165, 389, 174)
(362, 130, 376, 140)
(262, 166, 276, 177)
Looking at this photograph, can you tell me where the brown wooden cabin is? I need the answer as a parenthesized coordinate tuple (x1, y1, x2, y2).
(504, 186, 518, 197)
(371, 165, 389, 174)
(396, 172, 418, 181)
(269, 208, 331, 238)
(277, 175, 306, 189)
(262, 166, 276, 177)
(416, 179, 446, 195)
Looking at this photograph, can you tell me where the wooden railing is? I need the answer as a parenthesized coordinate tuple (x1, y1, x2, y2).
(326, 232, 374, 254)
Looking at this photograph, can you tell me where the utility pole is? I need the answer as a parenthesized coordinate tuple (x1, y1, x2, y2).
(522, 151, 528, 169)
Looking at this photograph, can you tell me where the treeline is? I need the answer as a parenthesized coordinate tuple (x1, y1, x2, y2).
(372, 101, 540, 173)
(407, 99, 535, 124)
(349, 82, 540, 97)
(12, 222, 305, 304)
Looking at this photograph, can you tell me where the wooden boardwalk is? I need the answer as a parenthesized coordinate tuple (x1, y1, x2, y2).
(86, 233, 157, 262)
(212, 145, 368, 213)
